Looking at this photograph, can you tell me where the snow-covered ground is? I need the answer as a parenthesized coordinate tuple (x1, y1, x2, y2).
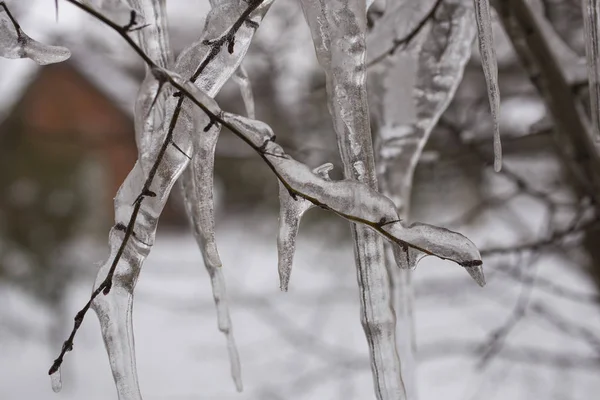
(1, 211, 599, 400)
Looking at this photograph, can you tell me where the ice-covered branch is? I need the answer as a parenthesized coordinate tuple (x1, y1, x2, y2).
(168, 84, 484, 274)
(367, 0, 444, 67)
(0, 1, 70, 64)
(45, 2, 485, 398)
(49, 1, 272, 397)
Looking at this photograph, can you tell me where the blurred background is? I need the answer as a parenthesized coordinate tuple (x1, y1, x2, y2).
(1, 0, 599, 399)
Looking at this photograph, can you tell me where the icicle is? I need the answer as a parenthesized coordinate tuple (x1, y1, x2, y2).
(369, 4, 476, 394)
(232, 65, 256, 119)
(473, 0, 502, 171)
(297, 0, 406, 397)
(50, 369, 62, 393)
(180, 163, 242, 392)
(582, 0, 600, 140)
(168, 5, 269, 388)
(49, 2, 275, 399)
(0, 5, 70, 65)
(175, 59, 243, 391)
(277, 163, 332, 291)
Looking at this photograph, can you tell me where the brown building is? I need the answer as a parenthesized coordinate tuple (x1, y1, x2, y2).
(0, 61, 187, 237)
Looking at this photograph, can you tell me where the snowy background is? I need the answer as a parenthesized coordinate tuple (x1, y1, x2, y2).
(1, 1, 600, 399)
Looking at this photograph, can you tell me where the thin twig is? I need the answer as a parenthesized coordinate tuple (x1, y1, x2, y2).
(496, 263, 600, 304)
(49, 0, 265, 375)
(0, 1, 22, 39)
(477, 253, 539, 367)
(367, 0, 444, 67)
(481, 215, 600, 257)
(419, 339, 600, 369)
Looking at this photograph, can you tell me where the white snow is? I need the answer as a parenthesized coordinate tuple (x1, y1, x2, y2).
(0, 210, 598, 400)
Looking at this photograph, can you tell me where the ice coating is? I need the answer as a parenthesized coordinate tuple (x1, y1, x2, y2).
(175, 0, 275, 95)
(211, 108, 485, 277)
(83, 2, 175, 398)
(175, 11, 243, 382)
(232, 65, 256, 119)
(50, 1, 275, 398)
(473, 0, 502, 171)
(82, 0, 144, 26)
(173, 4, 265, 386)
(582, 0, 600, 140)
(392, 243, 426, 271)
(277, 164, 333, 291)
(90, 96, 194, 400)
(366, 0, 437, 65)
(369, 4, 475, 395)
(298, 0, 407, 397)
(50, 368, 62, 393)
(0, 5, 70, 65)
(128, 0, 173, 171)
(180, 158, 242, 391)
(374, 0, 475, 256)
(44, 0, 487, 397)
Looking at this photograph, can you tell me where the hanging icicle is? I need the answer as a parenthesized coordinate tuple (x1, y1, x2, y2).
(473, 0, 502, 171)
(277, 163, 333, 291)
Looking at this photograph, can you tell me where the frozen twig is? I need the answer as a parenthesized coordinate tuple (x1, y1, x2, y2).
(48, 2, 271, 395)
(0, 1, 70, 64)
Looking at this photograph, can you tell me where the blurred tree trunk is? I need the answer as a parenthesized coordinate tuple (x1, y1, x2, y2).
(495, 0, 600, 288)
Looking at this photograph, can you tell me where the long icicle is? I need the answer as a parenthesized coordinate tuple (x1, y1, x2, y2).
(583, 0, 600, 140)
(370, 1, 476, 397)
(177, 108, 245, 388)
(180, 150, 242, 391)
(473, 0, 502, 171)
(297, 1, 406, 398)
(175, 0, 251, 391)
